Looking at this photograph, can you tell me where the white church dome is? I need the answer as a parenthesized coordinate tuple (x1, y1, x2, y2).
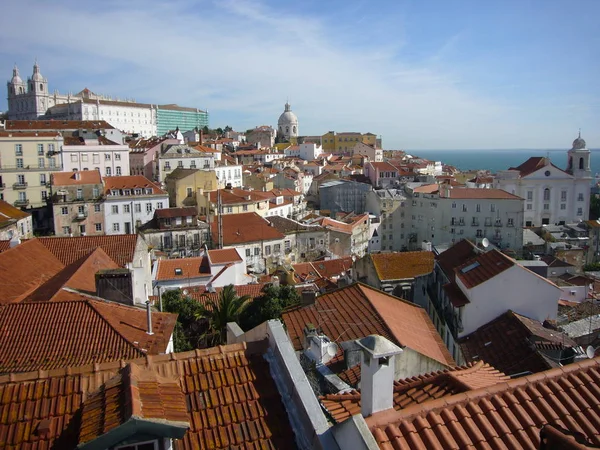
(277, 102, 298, 139)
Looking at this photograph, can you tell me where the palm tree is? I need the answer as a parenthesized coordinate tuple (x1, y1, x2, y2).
(196, 284, 251, 346)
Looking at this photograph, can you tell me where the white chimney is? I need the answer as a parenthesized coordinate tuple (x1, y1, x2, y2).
(357, 335, 403, 417)
(146, 301, 154, 335)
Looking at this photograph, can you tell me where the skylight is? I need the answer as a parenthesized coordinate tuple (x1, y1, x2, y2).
(461, 262, 480, 274)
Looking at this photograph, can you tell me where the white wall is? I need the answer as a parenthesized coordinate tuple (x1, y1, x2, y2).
(62, 144, 130, 177)
(104, 194, 169, 234)
(459, 264, 560, 336)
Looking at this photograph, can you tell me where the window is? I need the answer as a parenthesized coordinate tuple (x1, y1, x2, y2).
(94, 204, 101, 212)
(40, 174, 46, 184)
(476, 229, 483, 237)
(135, 188, 142, 195)
(62, 226, 71, 235)
(577, 207, 583, 216)
(113, 223, 120, 232)
(157, 202, 163, 209)
(124, 204, 130, 213)
(226, 206, 233, 213)
(246, 249, 251, 257)
(37, 144, 44, 156)
(111, 205, 118, 214)
(507, 218, 514, 227)
(254, 247, 260, 256)
(70, 154, 78, 162)
(105, 153, 111, 160)
(560, 203, 566, 210)
(76, 188, 83, 200)
(178, 161, 183, 168)
(61, 207, 68, 215)
(274, 243, 281, 252)
(115, 153, 121, 161)
(17, 174, 25, 185)
(451, 202, 456, 209)
(164, 162, 170, 170)
(462, 204, 467, 212)
(82, 153, 88, 162)
(265, 245, 271, 255)
(15, 144, 22, 156)
(95, 223, 102, 232)
(135, 203, 141, 213)
(48, 144, 55, 153)
(527, 191, 533, 201)
(116, 166, 121, 175)
(544, 203, 550, 210)
(476, 204, 481, 212)
(578, 193, 584, 201)
(527, 204, 533, 210)
(490, 204, 496, 212)
(93, 153, 100, 164)
(145, 188, 152, 195)
(16, 158, 23, 169)
(285, 240, 291, 249)
(243, 204, 248, 211)
(561, 191, 567, 202)
(41, 190, 47, 201)
(93, 187, 99, 198)
(543, 188, 550, 201)
(105, 167, 112, 176)
(146, 203, 152, 213)
(79, 224, 86, 234)
(187, 187, 193, 197)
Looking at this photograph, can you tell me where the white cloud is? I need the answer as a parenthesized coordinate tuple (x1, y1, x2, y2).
(0, 0, 597, 149)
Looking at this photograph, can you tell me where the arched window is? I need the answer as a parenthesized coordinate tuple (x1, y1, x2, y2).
(544, 188, 550, 201)
(579, 157, 584, 170)
(40, 83, 43, 91)
(293, 126, 296, 134)
(286, 126, 289, 133)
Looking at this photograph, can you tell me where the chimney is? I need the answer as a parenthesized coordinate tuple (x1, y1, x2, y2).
(271, 275, 280, 288)
(8, 230, 20, 248)
(95, 269, 134, 305)
(301, 290, 317, 307)
(146, 301, 154, 335)
(357, 335, 403, 417)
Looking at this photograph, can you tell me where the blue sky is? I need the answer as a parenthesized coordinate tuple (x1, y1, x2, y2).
(0, 0, 598, 149)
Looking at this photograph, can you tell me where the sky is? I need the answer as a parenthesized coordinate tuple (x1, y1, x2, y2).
(0, 0, 598, 150)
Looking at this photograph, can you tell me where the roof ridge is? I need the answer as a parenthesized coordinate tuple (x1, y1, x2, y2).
(367, 356, 600, 429)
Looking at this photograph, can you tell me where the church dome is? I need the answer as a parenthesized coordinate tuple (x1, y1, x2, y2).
(10, 65, 23, 85)
(572, 131, 586, 150)
(278, 102, 298, 126)
(31, 62, 43, 82)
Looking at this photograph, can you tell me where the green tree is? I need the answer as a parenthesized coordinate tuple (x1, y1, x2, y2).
(215, 127, 224, 136)
(202, 125, 210, 134)
(590, 195, 600, 220)
(161, 289, 204, 351)
(239, 284, 300, 331)
(224, 125, 232, 133)
(196, 285, 251, 346)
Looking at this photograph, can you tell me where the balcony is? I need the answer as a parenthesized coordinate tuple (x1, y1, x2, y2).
(471, 220, 479, 227)
(13, 182, 28, 190)
(494, 221, 503, 227)
(74, 211, 88, 220)
(1, 165, 61, 172)
(14, 199, 29, 207)
(484, 221, 493, 227)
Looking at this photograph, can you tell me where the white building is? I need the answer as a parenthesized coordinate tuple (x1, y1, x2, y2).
(62, 131, 130, 177)
(214, 162, 243, 188)
(158, 144, 215, 183)
(103, 176, 169, 234)
(284, 142, 323, 161)
(352, 141, 383, 162)
(277, 102, 298, 141)
(494, 134, 592, 226)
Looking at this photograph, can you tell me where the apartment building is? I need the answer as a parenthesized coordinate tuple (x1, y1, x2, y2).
(157, 144, 215, 183)
(62, 130, 130, 177)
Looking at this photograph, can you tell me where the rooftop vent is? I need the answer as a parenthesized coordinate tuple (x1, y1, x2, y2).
(174, 268, 183, 275)
(461, 262, 480, 274)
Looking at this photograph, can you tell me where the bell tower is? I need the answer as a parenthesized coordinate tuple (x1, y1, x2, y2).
(30, 61, 49, 117)
(567, 130, 591, 179)
(7, 65, 26, 119)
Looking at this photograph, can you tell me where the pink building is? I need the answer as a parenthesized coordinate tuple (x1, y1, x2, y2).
(128, 137, 179, 181)
(364, 161, 399, 188)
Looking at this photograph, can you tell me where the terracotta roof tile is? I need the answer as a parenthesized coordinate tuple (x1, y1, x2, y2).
(0, 240, 10, 253)
(35, 235, 140, 266)
(103, 175, 166, 195)
(282, 283, 454, 369)
(321, 362, 508, 423)
(412, 184, 439, 194)
(210, 213, 285, 246)
(0, 343, 296, 449)
(458, 310, 577, 377)
(0, 239, 65, 303)
(291, 257, 353, 284)
(5, 120, 115, 130)
(155, 256, 211, 281)
(455, 249, 515, 289)
(436, 239, 479, 280)
(154, 206, 197, 219)
(51, 170, 102, 186)
(0, 130, 59, 137)
(370, 251, 434, 281)
(0, 298, 176, 374)
(366, 357, 600, 450)
(207, 248, 243, 264)
(0, 200, 30, 223)
(183, 283, 269, 310)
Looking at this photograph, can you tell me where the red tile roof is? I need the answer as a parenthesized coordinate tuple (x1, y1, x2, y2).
(155, 256, 211, 281)
(321, 361, 508, 423)
(0, 239, 65, 303)
(412, 184, 439, 194)
(282, 283, 454, 368)
(370, 251, 434, 281)
(436, 239, 479, 282)
(211, 212, 285, 245)
(0, 298, 176, 374)
(366, 356, 600, 450)
(51, 170, 102, 186)
(103, 175, 166, 195)
(183, 283, 269, 309)
(35, 235, 140, 266)
(0, 342, 296, 449)
(0, 199, 30, 222)
(5, 119, 115, 130)
(455, 249, 515, 289)
(207, 248, 243, 264)
(291, 257, 353, 284)
(154, 206, 197, 218)
(458, 310, 577, 377)
(0, 240, 10, 253)
(0, 130, 59, 137)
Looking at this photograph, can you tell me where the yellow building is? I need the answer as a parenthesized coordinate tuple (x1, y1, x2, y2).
(0, 130, 63, 211)
(164, 168, 218, 208)
(321, 131, 379, 153)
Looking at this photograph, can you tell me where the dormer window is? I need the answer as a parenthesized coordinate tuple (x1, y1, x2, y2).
(145, 188, 152, 194)
(134, 188, 142, 195)
(124, 189, 131, 196)
(111, 189, 119, 196)
(115, 439, 159, 450)
(174, 268, 183, 276)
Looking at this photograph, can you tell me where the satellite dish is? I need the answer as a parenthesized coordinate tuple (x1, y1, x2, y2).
(481, 238, 490, 248)
(326, 342, 338, 358)
(586, 345, 596, 359)
(183, 289, 189, 296)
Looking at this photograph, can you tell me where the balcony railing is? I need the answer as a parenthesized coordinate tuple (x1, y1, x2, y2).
(74, 212, 88, 220)
(14, 199, 29, 207)
(13, 182, 28, 190)
(471, 220, 479, 226)
(1, 165, 61, 172)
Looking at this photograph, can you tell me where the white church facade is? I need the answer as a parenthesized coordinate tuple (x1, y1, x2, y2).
(494, 134, 592, 226)
(277, 102, 298, 142)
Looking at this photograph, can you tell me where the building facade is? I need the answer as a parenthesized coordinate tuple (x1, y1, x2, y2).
(62, 131, 130, 177)
(277, 102, 298, 142)
(158, 144, 215, 184)
(494, 134, 592, 226)
(156, 105, 209, 136)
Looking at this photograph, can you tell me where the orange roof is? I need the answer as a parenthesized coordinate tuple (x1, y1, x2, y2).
(0, 297, 176, 374)
(103, 175, 166, 195)
(52, 170, 102, 186)
(291, 257, 353, 283)
(35, 235, 140, 266)
(207, 248, 243, 264)
(5, 119, 114, 130)
(282, 283, 454, 367)
(412, 184, 439, 194)
(155, 256, 211, 281)
(0, 130, 59, 138)
(0, 239, 65, 304)
(211, 212, 285, 245)
(0, 342, 296, 449)
(321, 361, 508, 423)
(183, 283, 268, 310)
(366, 357, 600, 449)
(0, 199, 30, 222)
(370, 251, 434, 280)
(455, 249, 515, 289)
